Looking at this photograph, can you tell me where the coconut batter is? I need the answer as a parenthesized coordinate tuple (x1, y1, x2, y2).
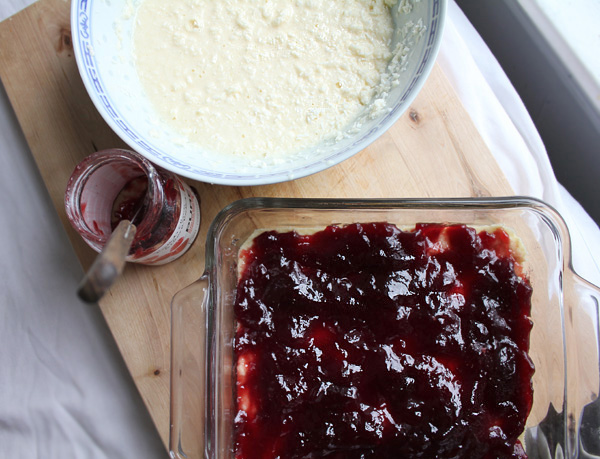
(134, 0, 396, 159)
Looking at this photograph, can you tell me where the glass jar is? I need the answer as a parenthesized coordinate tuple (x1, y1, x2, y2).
(65, 149, 200, 265)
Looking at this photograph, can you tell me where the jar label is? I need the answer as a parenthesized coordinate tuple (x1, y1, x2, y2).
(132, 178, 200, 265)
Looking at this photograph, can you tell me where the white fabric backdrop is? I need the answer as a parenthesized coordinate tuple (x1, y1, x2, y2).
(1, 1, 598, 458)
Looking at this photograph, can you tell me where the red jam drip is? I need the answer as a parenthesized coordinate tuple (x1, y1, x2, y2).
(110, 176, 148, 230)
(233, 223, 534, 459)
(109, 175, 182, 260)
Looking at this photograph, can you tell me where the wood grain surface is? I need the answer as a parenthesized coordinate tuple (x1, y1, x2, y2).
(0, 0, 515, 450)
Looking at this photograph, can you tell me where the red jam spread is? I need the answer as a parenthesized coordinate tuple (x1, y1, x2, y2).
(110, 176, 148, 230)
(233, 223, 534, 459)
(109, 175, 183, 260)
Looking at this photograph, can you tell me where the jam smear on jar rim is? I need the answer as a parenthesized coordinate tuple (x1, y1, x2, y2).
(233, 222, 534, 459)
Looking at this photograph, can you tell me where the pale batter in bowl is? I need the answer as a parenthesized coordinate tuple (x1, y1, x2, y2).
(134, 0, 397, 160)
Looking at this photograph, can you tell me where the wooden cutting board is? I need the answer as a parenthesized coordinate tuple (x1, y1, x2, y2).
(0, 0, 514, 450)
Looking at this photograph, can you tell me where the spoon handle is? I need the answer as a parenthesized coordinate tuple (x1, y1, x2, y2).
(77, 219, 136, 303)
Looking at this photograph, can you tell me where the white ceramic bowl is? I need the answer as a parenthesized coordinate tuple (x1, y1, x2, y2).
(72, 0, 446, 186)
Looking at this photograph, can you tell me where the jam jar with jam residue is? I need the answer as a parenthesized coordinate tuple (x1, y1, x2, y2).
(65, 148, 200, 265)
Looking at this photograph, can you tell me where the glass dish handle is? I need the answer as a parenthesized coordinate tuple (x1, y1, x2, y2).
(170, 273, 210, 459)
(566, 272, 600, 458)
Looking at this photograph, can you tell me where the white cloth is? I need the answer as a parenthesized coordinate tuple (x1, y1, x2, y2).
(438, 1, 600, 286)
(0, 2, 166, 458)
(1, 1, 598, 458)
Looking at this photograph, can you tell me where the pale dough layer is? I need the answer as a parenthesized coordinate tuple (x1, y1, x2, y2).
(134, 0, 395, 159)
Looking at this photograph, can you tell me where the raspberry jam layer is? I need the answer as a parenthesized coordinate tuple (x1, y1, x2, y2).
(233, 223, 534, 458)
(110, 176, 148, 230)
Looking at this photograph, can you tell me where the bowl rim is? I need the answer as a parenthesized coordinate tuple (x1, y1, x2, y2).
(71, 0, 448, 186)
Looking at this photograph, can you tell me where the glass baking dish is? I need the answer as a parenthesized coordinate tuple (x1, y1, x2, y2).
(169, 197, 600, 459)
